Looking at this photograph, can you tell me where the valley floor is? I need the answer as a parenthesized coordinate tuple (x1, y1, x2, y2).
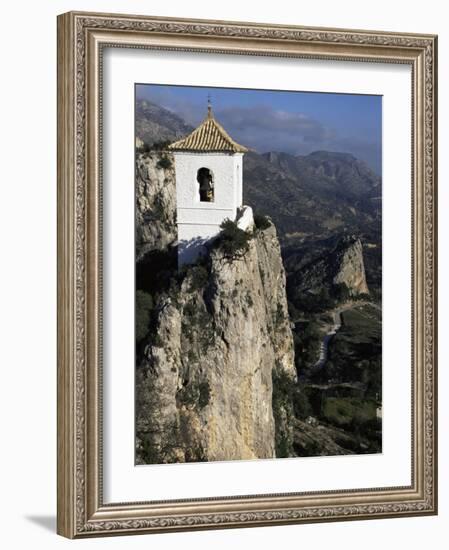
(291, 301, 382, 457)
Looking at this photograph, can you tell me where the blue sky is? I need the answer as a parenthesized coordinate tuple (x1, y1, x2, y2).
(136, 84, 382, 175)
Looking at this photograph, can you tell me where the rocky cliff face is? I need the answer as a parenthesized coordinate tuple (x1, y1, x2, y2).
(331, 237, 369, 295)
(290, 235, 369, 298)
(135, 152, 177, 261)
(136, 223, 296, 464)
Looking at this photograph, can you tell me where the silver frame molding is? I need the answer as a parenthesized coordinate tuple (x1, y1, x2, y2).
(57, 11, 438, 538)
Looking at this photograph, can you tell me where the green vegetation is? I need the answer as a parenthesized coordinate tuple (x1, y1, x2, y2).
(178, 380, 211, 410)
(290, 280, 365, 315)
(152, 140, 172, 151)
(341, 306, 381, 338)
(182, 299, 215, 354)
(322, 397, 376, 428)
(292, 321, 322, 371)
(198, 381, 211, 409)
(318, 305, 382, 395)
(156, 155, 172, 169)
(274, 303, 285, 327)
(216, 218, 253, 259)
(136, 367, 182, 464)
(134, 100, 385, 462)
(137, 141, 151, 154)
(188, 265, 209, 291)
(320, 396, 381, 453)
(254, 213, 272, 230)
(289, 287, 335, 315)
(147, 192, 170, 224)
(272, 371, 314, 457)
(244, 291, 254, 308)
(136, 247, 177, 292)
(272, 369, 295, 457)
(332, 283, 350, 302)
(135, 290, 154, 343)
(298, 304, 382, 454)
(138, 419, 182, 465)
(292, 383, 313, 420)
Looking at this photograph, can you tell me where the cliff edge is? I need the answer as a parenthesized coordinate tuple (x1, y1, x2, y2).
(136, 212, 296, 463)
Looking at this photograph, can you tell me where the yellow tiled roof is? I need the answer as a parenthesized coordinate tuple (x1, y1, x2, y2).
(168, 108, 248, 153)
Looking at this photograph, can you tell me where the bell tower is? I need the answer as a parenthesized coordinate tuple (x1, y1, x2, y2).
(168, 101, 248, 265)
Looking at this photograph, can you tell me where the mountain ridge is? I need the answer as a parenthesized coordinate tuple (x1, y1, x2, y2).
(135, 97, 382, 299)
(135, 99, 381, 246)
(134, 97, 382, 459)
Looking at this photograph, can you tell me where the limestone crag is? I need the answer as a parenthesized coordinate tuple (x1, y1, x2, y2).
(331, 237, 369, 295)
(135, 152, 177, 261)
(292, 235, 369, 298)
(136, 223, 296, 464)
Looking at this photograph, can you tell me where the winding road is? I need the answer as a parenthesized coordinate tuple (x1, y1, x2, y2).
(313, 310, 343, 369)
(312, 301, 381, 370)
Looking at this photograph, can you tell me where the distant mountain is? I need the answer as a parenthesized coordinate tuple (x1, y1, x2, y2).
(243, 150, 381, 245)
(135, 152, 296, 463)
(135, 100, 381, 238)
(135, 100, 383, 459)
(135, 99, 382, 294)
(264, 150, 380, 201)
(286, 235, 369, 312)
(136, 100, 193, 146)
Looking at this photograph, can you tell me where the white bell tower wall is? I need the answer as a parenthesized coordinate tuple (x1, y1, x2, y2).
(173, 151, 244, 264)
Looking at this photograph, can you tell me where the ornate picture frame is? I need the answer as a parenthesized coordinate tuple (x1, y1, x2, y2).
(57, 11, 438, 538)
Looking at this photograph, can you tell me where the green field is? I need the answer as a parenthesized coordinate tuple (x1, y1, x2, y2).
(293, 303, 382, 456)
(322, 396, 377, 428)
(340, 304, 381, 342)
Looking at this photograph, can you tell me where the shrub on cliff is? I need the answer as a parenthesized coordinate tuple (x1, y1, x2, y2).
(178, 380, 211, 410)
(332, 282, 350, 302)
(152, 140, 172, 151)
(136, 290, 154, 343)
(188, 265, 209, 291)
(292, 384, 313, 419)
(156, 155, 172, 169)
(254, 213, 271, 230)
(216, 218, 253, 259)
(272, 369, 295, 458)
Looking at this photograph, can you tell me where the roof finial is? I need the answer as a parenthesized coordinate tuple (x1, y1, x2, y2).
(207, 93, 212, 118)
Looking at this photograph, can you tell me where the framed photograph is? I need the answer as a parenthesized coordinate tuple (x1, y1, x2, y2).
(57, 11, 438, 538)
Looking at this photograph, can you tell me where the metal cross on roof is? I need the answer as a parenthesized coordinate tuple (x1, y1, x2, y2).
(207, 93, 212, 117)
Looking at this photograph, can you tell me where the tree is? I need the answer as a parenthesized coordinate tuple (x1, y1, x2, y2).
(217, 219, 253, 259)
(156, 155, 172, 169)
(135, 290, 154, 343)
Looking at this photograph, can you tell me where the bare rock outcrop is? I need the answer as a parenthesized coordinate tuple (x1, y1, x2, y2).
(331, 237, 369, 295)
(136, 223, 296, 464)
(291, 235, 369, 298)
(135, 152, 177, 261)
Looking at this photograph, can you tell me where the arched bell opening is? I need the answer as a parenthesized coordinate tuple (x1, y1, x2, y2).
(197, 167, 214, 203)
